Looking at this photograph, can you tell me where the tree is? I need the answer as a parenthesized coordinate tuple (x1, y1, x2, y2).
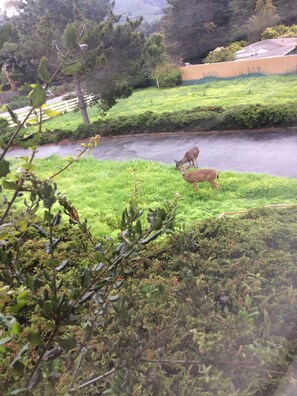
(136, 32, 169, 87)
(274, 0, 297, 25)
(3, 1, 146, 123)
(246, 0, 280, 42)
(162, 0, 231, 63)
(0, 23, 177, 393)
(83, 15, 145, 109)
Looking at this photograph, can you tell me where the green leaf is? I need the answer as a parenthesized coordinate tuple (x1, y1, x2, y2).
(9, 387, 30, 395)
(63, 60, 82, 75)
(27, 332, 44, 347)
(18, 133, 40, 149)
(2, 180, 18, 190)
(0, 160, 10, 177)
(55, 259, 70, 271)
(10, 320, 20, 335)
(0, 23, 11, 50)
(63, 24, 78, 51)
(13, 361, 25, 376)
(108, 295, 120, 302)
(38, 56, 50, 83)
(57, 337, 77, 352)
(10, 343, 29, 368)
(135, 219, 142, 235)
(28, 84, 46, 108)
(0, 336, 13, 345)
(43, 346, 62, 361)
(5, 104, 19, 124)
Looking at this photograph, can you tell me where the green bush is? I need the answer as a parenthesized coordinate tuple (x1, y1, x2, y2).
(7, 94, 30, 110)
(203, 41, 247, 63)
(152, 63, 182, 88)
(0, 117, 9, 132)
(100, 206, 297, 395)
(262, 24, 297, 39)
(10, 102, 297, 146)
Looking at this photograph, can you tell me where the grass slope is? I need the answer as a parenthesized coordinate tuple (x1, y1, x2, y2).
(12, 156, 297, 237)
(26, 74, 297, 133)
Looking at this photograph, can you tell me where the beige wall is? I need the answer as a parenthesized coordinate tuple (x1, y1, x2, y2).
(180, 55, 297, 82)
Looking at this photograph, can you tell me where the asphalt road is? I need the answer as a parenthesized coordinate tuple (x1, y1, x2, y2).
(6, 129, 297, 178)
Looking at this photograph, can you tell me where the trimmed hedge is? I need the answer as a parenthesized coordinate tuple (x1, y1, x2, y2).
(2, 102, 297, 146)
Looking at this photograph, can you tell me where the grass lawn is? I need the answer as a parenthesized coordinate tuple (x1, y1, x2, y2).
(9, 156, 297, 238)
(24, 74, 297, 134)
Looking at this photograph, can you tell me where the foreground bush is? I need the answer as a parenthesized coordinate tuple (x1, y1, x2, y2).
(98, 206, 297, 395)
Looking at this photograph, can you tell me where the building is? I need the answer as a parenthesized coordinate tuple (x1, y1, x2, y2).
(235, 38, 297, 60)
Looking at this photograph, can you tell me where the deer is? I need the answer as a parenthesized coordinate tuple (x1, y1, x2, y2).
(178, 166, 219, 191)
(175, 146, 199, 170)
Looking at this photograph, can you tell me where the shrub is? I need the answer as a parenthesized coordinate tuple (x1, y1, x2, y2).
(203, 41, 247, 63)
(23, 102, 297, 145)
(0, 117, 9, 132)
(151, 63, 182, 88)
(262, 24, 297, 39)
(7, 94, 30, 110)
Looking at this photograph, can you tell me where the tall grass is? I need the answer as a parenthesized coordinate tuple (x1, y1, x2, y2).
(11, 156, 297, 237)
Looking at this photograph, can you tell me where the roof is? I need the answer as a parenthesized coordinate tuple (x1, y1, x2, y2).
(235, 38, 297, 60)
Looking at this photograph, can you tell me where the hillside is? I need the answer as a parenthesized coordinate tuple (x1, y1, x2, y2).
(114, 0, 167, 22)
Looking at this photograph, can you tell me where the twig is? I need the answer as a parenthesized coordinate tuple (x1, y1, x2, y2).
(69, 368, 115, 393)
(0, 109, 35, 161)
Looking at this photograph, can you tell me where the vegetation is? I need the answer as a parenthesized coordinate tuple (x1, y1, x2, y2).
(0, 31, 177, 394)
(3, 74, 297, 144)
(1, 1, 297, 394)
(261, 24, 297, 38)
(5, 157, 297, 238)
(162, 0, 296, 62)
(203, 42, 247, 63)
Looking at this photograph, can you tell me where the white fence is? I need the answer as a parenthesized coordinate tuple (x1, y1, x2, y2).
(1, 94, 97, 128)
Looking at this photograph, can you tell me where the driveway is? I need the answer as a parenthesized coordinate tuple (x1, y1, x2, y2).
(6, 129, 297, 178)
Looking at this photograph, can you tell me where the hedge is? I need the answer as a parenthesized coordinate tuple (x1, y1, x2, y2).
(2, 103, 297, 146)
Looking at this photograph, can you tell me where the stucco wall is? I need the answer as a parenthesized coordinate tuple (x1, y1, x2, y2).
(180, 55, 297, 83)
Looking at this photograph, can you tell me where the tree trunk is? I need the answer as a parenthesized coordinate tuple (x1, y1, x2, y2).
(3, 69, 18, 91)
(74, 75, 90, 125)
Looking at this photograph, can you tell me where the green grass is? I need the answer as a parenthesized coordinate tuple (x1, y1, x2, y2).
(24, 74, 297, 134)
(8, 156, 297, 237)
(108, 74, 297, 117)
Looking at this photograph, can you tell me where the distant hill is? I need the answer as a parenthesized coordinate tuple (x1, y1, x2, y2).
(114, 0, 167, 22)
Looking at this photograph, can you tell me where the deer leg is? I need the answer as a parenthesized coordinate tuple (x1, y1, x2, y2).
(193, 181, 198, 190)
(209, 180, 220, 190)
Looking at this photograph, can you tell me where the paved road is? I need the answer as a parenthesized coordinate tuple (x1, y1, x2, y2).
(6, 129, 297, 178)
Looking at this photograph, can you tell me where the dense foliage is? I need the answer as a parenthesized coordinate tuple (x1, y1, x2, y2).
(161, 0, 297, 62)
(99, 205, 297, 395)
(0, 27, 178, 394)
(3, 204, 297, 394)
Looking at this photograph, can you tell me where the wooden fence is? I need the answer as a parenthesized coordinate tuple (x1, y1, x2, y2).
(0, 94, 97, 128)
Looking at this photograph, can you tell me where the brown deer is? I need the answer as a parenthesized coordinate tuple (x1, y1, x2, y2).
(175, 146, 199, 169)
(178, 166, 219, 191)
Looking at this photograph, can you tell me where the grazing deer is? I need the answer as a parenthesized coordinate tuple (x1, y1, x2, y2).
(178, 166, 219, 191)
(175, 146, 199, 169)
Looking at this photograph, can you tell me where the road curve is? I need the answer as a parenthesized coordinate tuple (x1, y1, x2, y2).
(6, 129, 297, 179)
